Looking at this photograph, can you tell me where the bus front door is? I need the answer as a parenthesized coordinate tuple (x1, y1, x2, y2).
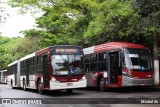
(14, 64, 17, 86)
(43, 55, 49, 88)
(108, 51, 122, 86)
(26, 60, 29, 86)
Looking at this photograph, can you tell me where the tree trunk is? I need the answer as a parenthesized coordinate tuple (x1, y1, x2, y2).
(153, 33, 158, 60)
(153, 33, 159, 86)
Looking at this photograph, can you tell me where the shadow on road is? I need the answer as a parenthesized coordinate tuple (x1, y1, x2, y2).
(11, 86, 160, 96)
(42, 90, 85, 97)
(79, 86, 160, 93)
(12, 87, 85, 97)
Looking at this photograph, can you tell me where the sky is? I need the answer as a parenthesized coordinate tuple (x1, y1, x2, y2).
(0, 1, 39, 38)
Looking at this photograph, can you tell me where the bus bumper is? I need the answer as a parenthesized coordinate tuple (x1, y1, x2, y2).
(122, 76, 154, 86)
(49, 79, 87, 90)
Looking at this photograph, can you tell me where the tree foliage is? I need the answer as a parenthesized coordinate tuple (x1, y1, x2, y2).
(10, 0, 142, 47)
(132, 0, 160, 56)
(0, 36, 12, 69)
(0, 36, 40, 69)
(0, 1, 9, 26)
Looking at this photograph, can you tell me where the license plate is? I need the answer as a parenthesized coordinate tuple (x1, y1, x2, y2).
(140, 84, 145, 86)
(67, 83, 73, 86)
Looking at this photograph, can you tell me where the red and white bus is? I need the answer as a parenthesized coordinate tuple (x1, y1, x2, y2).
(7, 45, 86, 94)
(83, 42, 153, 91)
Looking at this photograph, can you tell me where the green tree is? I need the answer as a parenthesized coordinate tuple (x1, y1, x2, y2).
(132, 0, 160, 85)
(0, 1, 7, 23)
(10, 0, 139, 47)
(10, 0, 98, 47)
(0, 36, 40, 69)
(132, 0, 160, 58)
(9, 0, 157, 49)
(0, 36, 12, 69)
(83, 0, 140, 46)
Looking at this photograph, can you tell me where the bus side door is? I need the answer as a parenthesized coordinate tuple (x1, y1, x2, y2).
(42, 54, 49, 88)
(107, 50, 122, 86)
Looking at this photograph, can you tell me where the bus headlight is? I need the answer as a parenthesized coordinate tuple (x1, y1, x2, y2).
(81, 76, 86, 80)
(52, 77, 56, 81)
(147, 75, 152, 78)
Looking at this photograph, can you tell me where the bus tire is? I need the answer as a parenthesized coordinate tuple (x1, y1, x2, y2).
(66, 89, 73, 94)
(23, 80, 27, 91)
(11, 80, 14, 89)
(99, 78, 106, 92)
(38, 81, 43, 94)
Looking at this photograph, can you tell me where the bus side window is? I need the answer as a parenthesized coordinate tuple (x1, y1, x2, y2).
(120, 51, 126, 67)
(98, 52, 106, 71)
(34, 57, 37, 65)
(90, 54, 97, 71)
(85, 55, 90, 72)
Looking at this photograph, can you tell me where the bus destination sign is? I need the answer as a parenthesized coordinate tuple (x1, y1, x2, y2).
(56, 49, 78, 53)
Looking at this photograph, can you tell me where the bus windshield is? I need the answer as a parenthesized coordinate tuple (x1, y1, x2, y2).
(51, 54, 84, 75)
(124, 48, 151, 71)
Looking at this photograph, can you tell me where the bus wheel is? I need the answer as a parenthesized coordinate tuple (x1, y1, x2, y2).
(23, 80, 27, 91)
(11, 80, 14, 89)
(66, 89, 73, 94)
(38, 81, 43, 94)
(99, 78, 105, 92)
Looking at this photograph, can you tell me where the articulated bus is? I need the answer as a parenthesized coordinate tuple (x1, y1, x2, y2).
(7, 45, 86, 94)
(0, 70, 7, 84)
(83, 42, 153, 91)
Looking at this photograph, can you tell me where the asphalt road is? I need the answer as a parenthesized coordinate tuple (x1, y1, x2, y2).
(0, 84, 160, 107)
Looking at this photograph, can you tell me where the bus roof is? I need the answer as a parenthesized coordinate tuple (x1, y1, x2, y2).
(20, 53, 35, 61)
(48, 45, 82, 48)
(8, 60, 18, 67)
(83, 42, 147, 54)
(0, 70, 7, 72)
